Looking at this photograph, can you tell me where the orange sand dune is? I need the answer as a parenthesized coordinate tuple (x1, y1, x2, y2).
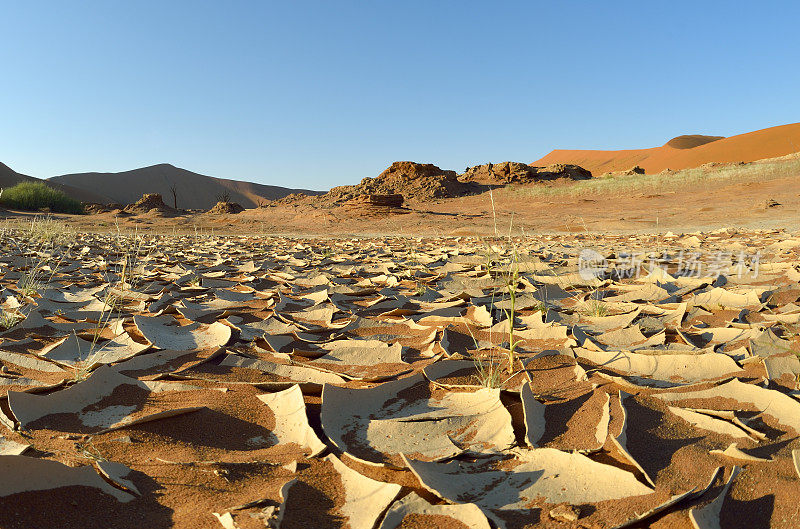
(534, 122, 800, 174)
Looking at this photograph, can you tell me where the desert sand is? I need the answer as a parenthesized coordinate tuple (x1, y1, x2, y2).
(534, 122, 800, 175)
(1, 123, 799, 529)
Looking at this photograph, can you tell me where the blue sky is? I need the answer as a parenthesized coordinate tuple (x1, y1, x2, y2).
(2, 1, 798, 190)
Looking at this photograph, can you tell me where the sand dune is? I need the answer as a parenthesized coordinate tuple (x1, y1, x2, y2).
(0, 162, 111, 204)
(664, 134, 724, 149)
(49, 163, 322, 209)
(534, 122, 800, 174)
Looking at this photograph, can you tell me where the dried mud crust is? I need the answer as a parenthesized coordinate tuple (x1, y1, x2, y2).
(0, 231, 799, 527)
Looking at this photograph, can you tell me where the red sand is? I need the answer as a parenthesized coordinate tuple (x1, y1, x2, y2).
(534, 122, 800, 174)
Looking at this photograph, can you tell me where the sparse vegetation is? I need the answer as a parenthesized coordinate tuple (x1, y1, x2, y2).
(70, 230, 152, 381)
(511, 157, 800, 199)
(464, 320, 511, 389)
(22, 216, 75, 246)
(0, 182, 84, 214)
(6, 217, 75, 299)
(74, 437, 106, 462)
(0, 308, 23, 330)
(582, 300, 609, 317)
(17, 270, 43, 298)
(473, 355, 506, 388)
(499, 247, 522, 373)
(531, 300, 547, 313)
(216, 190, 232, 203)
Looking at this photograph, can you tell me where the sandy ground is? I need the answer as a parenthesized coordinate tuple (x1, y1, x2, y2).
(5, 168, 796, 238)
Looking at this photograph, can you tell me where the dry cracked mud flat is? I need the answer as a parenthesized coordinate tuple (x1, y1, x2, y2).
(1, 227, 800, 528)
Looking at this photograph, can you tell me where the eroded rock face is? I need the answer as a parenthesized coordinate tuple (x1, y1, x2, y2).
(349, 194, 404, 208)
(340, 194, 407, 216)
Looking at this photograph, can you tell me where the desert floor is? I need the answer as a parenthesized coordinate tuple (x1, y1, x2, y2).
(1, 164, 800, 528)
(4, 163, 796, 238)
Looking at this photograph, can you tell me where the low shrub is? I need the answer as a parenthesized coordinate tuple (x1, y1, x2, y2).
(0, 182, 84, 214)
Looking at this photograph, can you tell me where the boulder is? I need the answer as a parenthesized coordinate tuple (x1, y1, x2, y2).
(82, 202, 110, 214)
(758, 198, 781, 209)
(537, 164, 593, 180)
(340, 194, 408, 216)
(623, 165, 645, 175)
(349, 194, 404, 208)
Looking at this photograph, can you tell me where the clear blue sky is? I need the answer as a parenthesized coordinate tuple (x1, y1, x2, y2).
(2, 1, 798, 190)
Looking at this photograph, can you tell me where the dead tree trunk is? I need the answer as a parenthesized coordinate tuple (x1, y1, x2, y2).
(169, 184, 178, 209)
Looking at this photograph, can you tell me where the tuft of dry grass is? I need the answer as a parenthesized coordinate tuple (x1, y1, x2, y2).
(582, 300, 608, 317)
(0, 309, 24, 331)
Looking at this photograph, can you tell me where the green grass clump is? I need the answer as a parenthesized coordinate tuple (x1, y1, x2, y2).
(582, 300, 609, 317)
(0, 182, 84, 214)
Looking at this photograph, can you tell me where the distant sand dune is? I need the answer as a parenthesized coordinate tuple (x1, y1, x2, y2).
(0, 162, 111, 204)
(534, 122, 800, 174)
(48, 163, 322, 209)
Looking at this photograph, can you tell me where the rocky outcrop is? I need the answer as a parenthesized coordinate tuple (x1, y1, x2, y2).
(82, 202, 123, 214)
(323, 162, 476, 204)
(758, 198, 781, 209)
(379, 162, 457, 181)
(623, 165, 645, 175)
(208, 201, 245, 214)
(340, 194, 408, 216)
(275, 161, 592, 211)
(460, 162, 592, 184)
(537, 164, 593, 180)
(460, 162, 538, 184)
(123, 193, 178, 215)
(600, 165, 646, 178)
(350, 194, 404, 207)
